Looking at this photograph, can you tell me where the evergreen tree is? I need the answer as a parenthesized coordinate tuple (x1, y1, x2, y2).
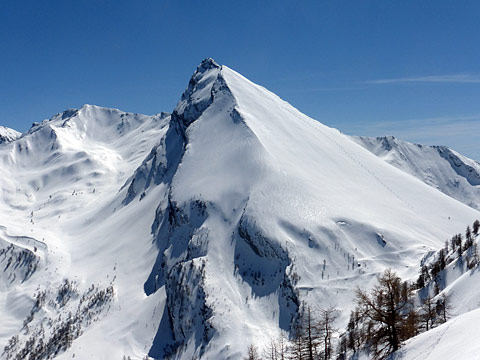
(416, 265, 429, 289)
(465, 226, 473, 249)
(438, 249, 446, 270)
(473, 220, 480, 236)
(472, 243, 480, 268)
(466, 226, 472, 242)
(451, 235, 456, 252)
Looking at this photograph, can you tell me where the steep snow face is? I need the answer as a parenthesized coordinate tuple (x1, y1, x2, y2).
(353, 136, 480, 210)
(0, 126, 21, 144)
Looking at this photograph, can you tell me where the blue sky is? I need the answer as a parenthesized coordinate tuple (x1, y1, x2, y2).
(1, 1, 480, 159)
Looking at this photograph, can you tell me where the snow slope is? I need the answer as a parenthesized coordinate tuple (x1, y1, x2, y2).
(0, 126, 20, 144)
(391, 308, 480, 360)
(416, 229, 480, 319)
(0, 59, 479, 359)
(0, 105, 170, 359)
(353, 135, 480, 210)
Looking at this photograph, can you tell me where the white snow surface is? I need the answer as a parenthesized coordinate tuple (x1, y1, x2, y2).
(353, 135, 480, 210)
(0, 105, 170, 359)
(418, 231, 480, 319)
(0, 126, 21, 144)
(391, 308, 480, 360)
(0, 59, 479, 359)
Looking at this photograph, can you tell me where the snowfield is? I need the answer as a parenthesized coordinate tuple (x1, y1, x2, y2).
(0, 58, 479, 359)
(353, 135, 480, 210)
(392, 308, 480, 360)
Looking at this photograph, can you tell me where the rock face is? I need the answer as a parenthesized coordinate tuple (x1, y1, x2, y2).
(0, 59, 479, 360)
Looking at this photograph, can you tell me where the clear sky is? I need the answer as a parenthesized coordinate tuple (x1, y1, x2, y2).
(1, 1, 480, 159)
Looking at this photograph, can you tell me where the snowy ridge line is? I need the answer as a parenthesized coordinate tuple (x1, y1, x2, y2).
(122, 59, 248, 206)
(436, 146, 480, 186)
(0, 126, 21, 144)
(352, 135, 480, 210)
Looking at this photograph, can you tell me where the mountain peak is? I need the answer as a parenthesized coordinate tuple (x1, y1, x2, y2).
(197, 58, 220, 72)
(172, 58, 229, 131)
(0, 125, 21, 144)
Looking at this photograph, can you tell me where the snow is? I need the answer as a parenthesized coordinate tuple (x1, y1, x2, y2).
(0, 105, 169, 359)
(392, 308, 480, 360)
(0, 60, 479, 359)
(417, 231, 480, 318)
(0, 126, 20, 144)
(353, 135, 480, 210)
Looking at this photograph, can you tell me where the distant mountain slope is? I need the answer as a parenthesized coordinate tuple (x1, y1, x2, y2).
(0, 105, 170, 360)
(352, 135, 480, 210)
(0, 125, 20, 144)
(0, 59, 479, 360)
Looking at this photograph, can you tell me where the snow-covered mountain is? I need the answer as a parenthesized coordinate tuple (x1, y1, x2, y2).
(0, 126, 20, 144)
(353, 136, 480, 210)
(1, 59, 479, 359)
(0, 105, 170, 359)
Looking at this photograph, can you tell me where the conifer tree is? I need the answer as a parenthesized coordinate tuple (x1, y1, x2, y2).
(473, 220, 479, 236)
(355, 269, 417, 359)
